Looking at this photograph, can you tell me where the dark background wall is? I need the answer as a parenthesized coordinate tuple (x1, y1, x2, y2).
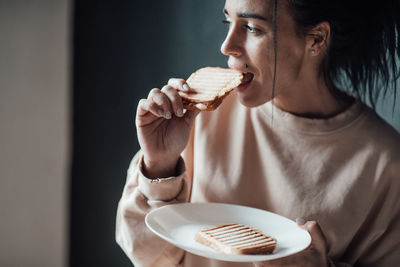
(71, 1, 226, 266)
(70, 1, 400, 266)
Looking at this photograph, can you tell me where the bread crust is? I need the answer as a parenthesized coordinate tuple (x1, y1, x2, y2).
(181, 97, 223, 111)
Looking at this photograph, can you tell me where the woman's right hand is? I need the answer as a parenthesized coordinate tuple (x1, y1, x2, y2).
(136, 78, 200, 179)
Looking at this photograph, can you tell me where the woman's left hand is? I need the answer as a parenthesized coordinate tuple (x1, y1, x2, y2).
(253, 219, 329, 267)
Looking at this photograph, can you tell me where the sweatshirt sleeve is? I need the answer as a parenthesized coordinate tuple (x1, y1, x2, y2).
(356, 192, 400, 266)
(339, 158, 400, 267)
(115, 151, 192, 267)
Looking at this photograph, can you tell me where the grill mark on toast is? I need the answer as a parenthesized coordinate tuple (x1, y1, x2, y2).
(207, 226, 248, 237)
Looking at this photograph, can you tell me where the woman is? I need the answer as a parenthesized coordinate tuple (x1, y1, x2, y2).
(116, 0, 400, 266)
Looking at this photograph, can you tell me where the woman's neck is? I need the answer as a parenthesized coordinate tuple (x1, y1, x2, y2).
(273, 75, 354, 119)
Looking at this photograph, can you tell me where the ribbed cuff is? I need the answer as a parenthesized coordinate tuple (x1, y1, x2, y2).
(137, 155, 186, 201)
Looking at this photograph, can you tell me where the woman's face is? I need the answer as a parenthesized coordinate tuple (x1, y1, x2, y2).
(221, 0, 308, 107)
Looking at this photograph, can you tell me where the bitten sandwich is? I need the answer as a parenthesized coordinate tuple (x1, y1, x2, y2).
(178, 67, 244, 111)
(195, 223, 277, 255)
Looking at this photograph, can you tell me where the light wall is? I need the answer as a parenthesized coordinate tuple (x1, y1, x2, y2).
(0, 1, 70, 266)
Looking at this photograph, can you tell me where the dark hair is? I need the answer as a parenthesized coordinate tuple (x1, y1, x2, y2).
(286, 0, 400, 108)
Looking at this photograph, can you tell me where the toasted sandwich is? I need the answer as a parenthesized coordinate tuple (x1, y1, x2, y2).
(179, 67, 244, 111)
(195, 223, 277, 255)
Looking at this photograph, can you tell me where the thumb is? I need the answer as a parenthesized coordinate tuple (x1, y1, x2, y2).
(183, 109, 200, 124)
(296, 219, 327, 253)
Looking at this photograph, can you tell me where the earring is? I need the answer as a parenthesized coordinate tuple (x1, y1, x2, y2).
(311, 49, 316, 54)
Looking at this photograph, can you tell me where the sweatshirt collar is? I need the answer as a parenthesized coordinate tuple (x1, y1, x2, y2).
(256, 98, 366, 134)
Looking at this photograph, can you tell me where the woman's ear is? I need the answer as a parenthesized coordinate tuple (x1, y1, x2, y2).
(306, 21, 330, 56)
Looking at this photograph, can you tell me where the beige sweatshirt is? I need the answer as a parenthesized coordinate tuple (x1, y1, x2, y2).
(116, 93, 400, 267)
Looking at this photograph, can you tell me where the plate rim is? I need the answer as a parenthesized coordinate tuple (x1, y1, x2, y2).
(145, 202, 312, 262)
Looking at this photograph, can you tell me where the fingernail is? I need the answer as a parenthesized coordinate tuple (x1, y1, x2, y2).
(158, 109, 164, 117)
(296, 218, 306, 225)
(165, 111, 172, 119)
(177, 108, 183, 117)
(183, 84, 190, 91)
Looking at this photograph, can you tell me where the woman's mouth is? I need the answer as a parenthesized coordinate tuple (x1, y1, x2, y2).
(236, 72, 254, 92)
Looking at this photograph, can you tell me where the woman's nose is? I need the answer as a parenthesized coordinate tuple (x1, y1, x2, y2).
(220, 28, 243, 57)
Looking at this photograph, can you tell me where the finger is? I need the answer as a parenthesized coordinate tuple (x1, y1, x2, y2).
(136, 98, 160, 118)
(296, 217, 306, 225)
(168, 78, 190, 92)
(148, 88, 173, 119)
(299, 220, 327, 253)
(183, 109, 200, 125)
(136, 98, 164, 127)
(161, 85, 184, 117)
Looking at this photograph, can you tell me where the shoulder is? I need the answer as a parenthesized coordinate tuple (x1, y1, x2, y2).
(356, 105, 400, 187)
(357, 104, 400, 157)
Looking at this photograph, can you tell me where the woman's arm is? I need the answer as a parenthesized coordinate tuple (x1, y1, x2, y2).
(116, 151, 192, 266)
(116, 78, 198, 266)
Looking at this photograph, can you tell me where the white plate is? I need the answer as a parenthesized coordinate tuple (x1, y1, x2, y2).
(145, 203, 311, 262)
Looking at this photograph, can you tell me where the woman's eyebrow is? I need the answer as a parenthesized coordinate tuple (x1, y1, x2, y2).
(223, 8, 269, 22)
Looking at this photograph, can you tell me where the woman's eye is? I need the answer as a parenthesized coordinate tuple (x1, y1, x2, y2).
(221, 20, 261, 34)
(245, 25, 260, 34)
(222, 19, 231, 27)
